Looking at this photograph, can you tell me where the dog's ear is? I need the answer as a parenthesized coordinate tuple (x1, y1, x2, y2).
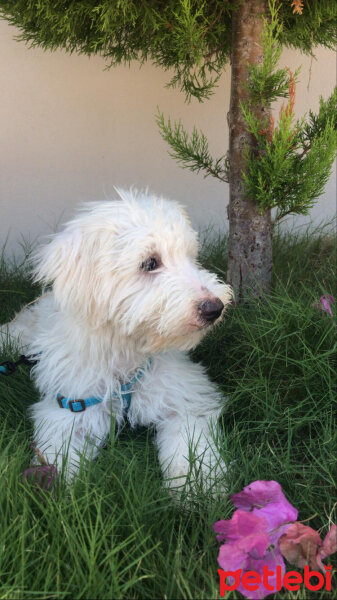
(33, 229, 104, 324)
(33, 229, 81, 282)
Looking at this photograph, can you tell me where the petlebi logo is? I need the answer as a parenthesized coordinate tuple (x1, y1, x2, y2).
(213, 480, 336, 600)
(218, 564, 333, 597)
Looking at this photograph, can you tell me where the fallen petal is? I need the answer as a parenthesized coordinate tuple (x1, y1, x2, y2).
(23, 465, 57, 491)
(231, 481, 286, 511)
(253, 501, 298, 532)
(217, 540, 249, 573)
(279, 522, 322, 569)
(320, 295, 334, 317)
(231, 481, 298, 529)
(316, 524, 337, 571)
(242, 549, 286, 599)
(214, 510, 269, 546)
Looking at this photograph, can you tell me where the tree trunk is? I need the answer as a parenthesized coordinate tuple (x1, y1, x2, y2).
(227, 0, 272, 301)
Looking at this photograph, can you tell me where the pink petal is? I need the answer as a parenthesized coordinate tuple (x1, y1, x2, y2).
(237, 532, 271, 559)
(253, 501, 298, 531)
(320, 295, 334, 316)
(214, 510, 268, 543)
(231, 481, 284, 510)
(231, 481, 298, 533)
(23, 465, 57, 490)
(231, 481, 293, 512)
(213, 519, 230, 542)
(242, 549, 286, 599)
(278, 522, 322, 569)
(321, 524, 337, 555)
(215, 512, 271, 567)
(218, 543, 286, 599)
(217, 541, 249, 573)
(316, 524, 337, 571)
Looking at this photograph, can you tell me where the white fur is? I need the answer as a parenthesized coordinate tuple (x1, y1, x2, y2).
(2, 189, 233, 492)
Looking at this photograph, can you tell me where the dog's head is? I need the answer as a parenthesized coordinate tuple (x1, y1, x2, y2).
(34, 189, 233, 353)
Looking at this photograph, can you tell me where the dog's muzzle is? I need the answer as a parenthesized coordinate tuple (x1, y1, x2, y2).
(198, 298, 224, 323)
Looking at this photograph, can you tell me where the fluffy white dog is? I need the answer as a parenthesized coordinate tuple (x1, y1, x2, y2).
(3, 189, 233, 491)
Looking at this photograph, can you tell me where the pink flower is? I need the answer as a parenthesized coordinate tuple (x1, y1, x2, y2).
(23, 442, 57, 492)
(23, 464, 57, 491)
(313, 294, 335, 317)
(218, 542, 285, 600)
(231, 480, 298, 532)
(214, 481, 297, 599)
(278, 522, 321, 569)
(279, 522, 337, 571)
(320, 295, 335, 316)
(317, 524, 337, 569)
(214, 510, 271, 554)
(215, 510, 286, 599)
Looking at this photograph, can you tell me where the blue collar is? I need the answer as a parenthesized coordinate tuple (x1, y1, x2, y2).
(56, 358, 152, 414)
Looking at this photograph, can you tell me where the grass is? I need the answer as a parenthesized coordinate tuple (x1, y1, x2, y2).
(0, 223, 336, 599)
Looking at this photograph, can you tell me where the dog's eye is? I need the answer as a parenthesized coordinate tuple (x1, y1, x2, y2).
(140, 257, 159, 272)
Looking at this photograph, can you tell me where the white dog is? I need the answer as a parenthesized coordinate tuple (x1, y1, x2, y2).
(3, 189, 233, 491)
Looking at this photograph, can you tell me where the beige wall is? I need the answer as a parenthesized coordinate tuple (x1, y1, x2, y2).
(0, 20, 336, 255)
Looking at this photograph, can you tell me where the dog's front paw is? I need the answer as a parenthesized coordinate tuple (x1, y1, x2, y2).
(163, 461, 229, 504)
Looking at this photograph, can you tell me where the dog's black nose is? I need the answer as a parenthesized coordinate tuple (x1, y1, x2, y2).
(199, 298, 224, 322)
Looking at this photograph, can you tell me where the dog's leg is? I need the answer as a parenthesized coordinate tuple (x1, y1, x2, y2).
(30, 402, 109, 480)
(155, 408, 226, 496)
(0, 296, 45, 352)
(138, 352, 227, 495)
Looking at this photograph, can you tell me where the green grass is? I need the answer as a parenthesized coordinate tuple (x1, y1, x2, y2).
(0, 224, 336, 599)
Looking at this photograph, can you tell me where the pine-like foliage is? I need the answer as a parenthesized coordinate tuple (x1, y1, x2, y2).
(0, 0, 336, 228)
(156, 112, 229, 182)
(240, 8, 337, 223)
(157, 3, 337, 225)
(0, 0, 336, 101)
(242, 88, 337, 222)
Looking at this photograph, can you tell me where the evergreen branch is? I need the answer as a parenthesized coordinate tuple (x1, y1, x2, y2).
(243, 99, 337, 224)
(156, 110, 229, 182)
(245, 1, 301, 107)
(241, 1, 337, 225)
(274, 205, 304, 222)
(299, 88, 337, 144)
(165, 63, 223, 103)
(278, 0, 337, 52)
(0, 0, 335, 100)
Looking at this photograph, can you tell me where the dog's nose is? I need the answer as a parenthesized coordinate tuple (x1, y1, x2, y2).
(199, 298, 224, 322)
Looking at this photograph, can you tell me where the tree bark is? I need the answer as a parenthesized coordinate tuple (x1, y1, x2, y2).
(227, 0, 272, 301)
